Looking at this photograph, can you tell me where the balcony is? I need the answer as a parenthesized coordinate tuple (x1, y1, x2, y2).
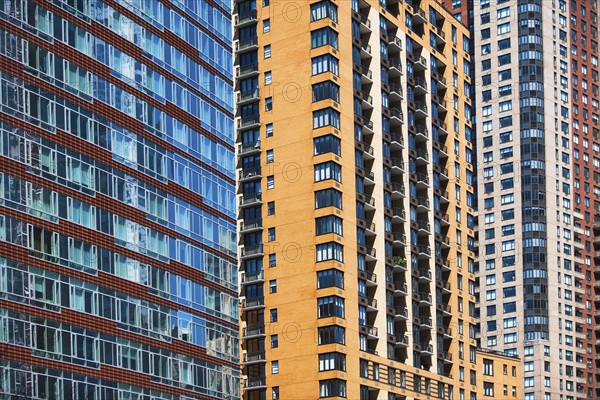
(236, 62, 259, 79)
(357, 192, 376, 211)
(421, 343, 434, 355)
(395, 306, 408, 320)
(237, 88, 260, 105)
(392, 207, 406, 222)
(355, 89, 373, 109)
(241, 244, 264, 259)
(389, 36, 402, 51)
(359, 325, 378, 339)
(241, 271, 264, 285)
(438, 351, 453, 364)
(239, 193, 262, 208)
(238, 140, 261, 156)
(414, 101, 428, 116)
(243, 377, 267, 391)
(243, 352, 266, 365)
(395, 334, 409, 347)
(352, 11, 372, 33)
(389, 83, 404, 100)
(414, 77, 428, 93)
(391, 182, 406, 198)
(391, 133, 404, 148)
(357, 167, 375, 183)
(418, 292, 433, 305)
(416, 196, 430, 210)
(238, 167, 262, 182)
(438, 325, 452, 338)
(241, 297, 265, 310)
(435, 233, 450, 248)
(393, 232, 406, 246)
(356, 140, 375, 160)
(238, 115, 260, 129)
(243, 324, 266, 338)
(414, 55, 428, 70)
(235, 10, 258, 27)
(393, 257, 408, 271)
(394, 282, 408, 296)
(358, 269, 377, 286)
(390, 108, 404, 125)
(418, 268, 432, 282)
(436, 256, 451, 271)
(390, 157, 405, 173)
(415, 172, 430, 187)
(389, 58, 403, 75)
(417, 245, 432, 258)
(240, 219, 263, 233)
(436, 280, 451, 293)
(359, 295, 378, 311)
(412, 8, 427, 24)
(434, 187, 449, 202)
(414, 125, 429, 141)
(236, 37, 259, 53)
(436, 303, 452, 315)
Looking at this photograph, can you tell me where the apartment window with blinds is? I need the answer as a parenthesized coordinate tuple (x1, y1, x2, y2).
(316, 215, 343, 236)
(317, 296, 344, 318)
(319, 379, 346, 398)
(314, 161, 342, 182)
(314, 135, 341, 155)
(318, 325, 345, 345)
(317, 269, 344, 289)
(318, 352, 346, 371)
(313, 81, 340, 102)
(312, 54, 339, 76)
(315, 189, 342, 209)
(310, 1, 338, 22)
(313, 108, 340, 129)
(311, 27, 338, 49)
(316, 242, 343, 262)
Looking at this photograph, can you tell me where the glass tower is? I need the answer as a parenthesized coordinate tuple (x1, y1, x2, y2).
(0, 1, 239, 398)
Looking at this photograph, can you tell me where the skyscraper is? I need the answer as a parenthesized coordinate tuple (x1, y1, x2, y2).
(234, 0, 518, 398)
(471, 0, 597, 399)
(0, 1, 239, 398)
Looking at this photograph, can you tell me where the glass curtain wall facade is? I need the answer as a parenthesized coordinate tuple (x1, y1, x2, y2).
(0, 0, 239, 398)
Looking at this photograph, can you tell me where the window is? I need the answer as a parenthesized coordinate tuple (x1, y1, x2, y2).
(266, 123, 273, 137)
(318, 296, 345, 318)
(315, 189, 342, 209)
(319, 379, 346, 398)
(497, 7, 510, 18)
(498, 22, 510, 34)
(265, 71, 272, 85)
(272, 361, 279, 374)
(271, 309, 278, 322)
(318, 325, 345, 345)
(316, 215, 343, 236)
(314, 135, 341, 155)
(268, 227, 276, 241)
(267, 175, 275, 189)
(316, 242, 343, 262)
(264, 45, 271, 58)
(311, 27, 338, 49)
(483, 359, 494, 376)
(314, 161, 342, 182)
(269, 279, 277, 293)
(498, 69, 512, 81)
(311, 1, 338, 22)
(272, 387, 279, 400)
(269, 253, 277, 267)
(504, 333, 517, 344)
(313, 81, 340, 102)
(312, 54, 339, 76)
(319, 352, 346, 371)
(317, 269, 344, 289)
(267, 201, 275, 215)
(484, 382, 494, 397)
(313, 108, 340, 129)
(498, 38, 511, 50)
(263, 19, 271, 33)
(271, 334, 279, 348)
(265, 97, 273, 111)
